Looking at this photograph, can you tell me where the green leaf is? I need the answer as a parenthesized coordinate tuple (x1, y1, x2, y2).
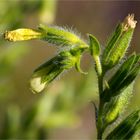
(102, 53, 140, 102)
(105, 110, 140, 140)
(117, 65, 140, 91)
(88, 34, 102, 76)
(109, 53, 137, 89)
(88, 34, 100, 57)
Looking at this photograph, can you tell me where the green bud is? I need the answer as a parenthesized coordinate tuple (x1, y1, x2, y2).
(102, 14, 137, 71)
(38, 24, 87, 48)
(103, 83, 133, 126)
(105, 110, 140, 140)
(30, 49, 83, 93)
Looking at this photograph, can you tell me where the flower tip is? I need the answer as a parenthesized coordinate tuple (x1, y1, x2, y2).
(122, 14, 137, 31)
(4, 29, 41, 42)
(30, 77, 46, 93)
(4, 31, 15, 41)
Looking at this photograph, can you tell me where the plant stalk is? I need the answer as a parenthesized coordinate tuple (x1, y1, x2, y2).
(94, 57, 104, 139)
(97, 74, 104, 140)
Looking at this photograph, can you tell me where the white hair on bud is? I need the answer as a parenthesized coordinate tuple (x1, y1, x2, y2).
(49, 25, 86, 45)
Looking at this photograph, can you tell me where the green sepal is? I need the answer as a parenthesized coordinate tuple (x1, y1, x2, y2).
(103, 27, 134, 70)
(75, 55, 88, 74)
(102, 14, 137, 71)
(88, 34, 102, 76)
(102, 83, 134, 126)
(106, 28, 134, 68)
(105, 110, 140, 140)
(117, 65, 140, 91)
(102, 53, 140, 102)
(88, 34, 100, 57)
(38, 24, 87, 48)
(109, 53, 137, 88)
(102, 23, 123, 70)
(102, 24, 123, 61)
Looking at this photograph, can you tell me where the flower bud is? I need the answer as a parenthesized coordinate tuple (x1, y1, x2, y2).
(38, 24, 87, 47)
(4, 25, 88, 49)
(103, 83, 133, 125)
(30, 49, 82, 93)
(4, 29, 41, 41)
(102, 14, 137, 71)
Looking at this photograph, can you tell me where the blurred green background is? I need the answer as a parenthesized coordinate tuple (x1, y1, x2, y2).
(0, 0, 140, 139)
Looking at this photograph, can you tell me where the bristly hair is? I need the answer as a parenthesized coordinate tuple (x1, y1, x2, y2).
(44, 25, 86, 48)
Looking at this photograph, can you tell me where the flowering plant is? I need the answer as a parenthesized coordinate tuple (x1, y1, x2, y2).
(4, 14, 140, 139)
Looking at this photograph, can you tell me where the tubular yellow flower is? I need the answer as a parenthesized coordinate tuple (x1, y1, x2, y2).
(4, 29, 41, 41)
(4, 25, 88, 49)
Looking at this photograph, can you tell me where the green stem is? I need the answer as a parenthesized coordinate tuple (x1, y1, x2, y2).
(97, 130, 102, 140)
(97, 74, 104, 140)
(94, 56, 102, 77)
(94, 57, 105, 139)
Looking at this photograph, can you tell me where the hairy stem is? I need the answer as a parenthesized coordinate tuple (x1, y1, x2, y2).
(94, 56, 105, 139)
(97, 74, 104, 140)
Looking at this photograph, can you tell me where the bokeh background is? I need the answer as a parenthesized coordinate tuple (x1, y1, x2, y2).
(0, 0, 140, 139)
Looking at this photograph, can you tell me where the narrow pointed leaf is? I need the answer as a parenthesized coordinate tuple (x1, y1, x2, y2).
(88, 34, 100, 57)
(105, 110, 140, 140)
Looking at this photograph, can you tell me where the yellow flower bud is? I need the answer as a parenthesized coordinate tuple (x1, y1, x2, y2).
(4, 28, 41, 41)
